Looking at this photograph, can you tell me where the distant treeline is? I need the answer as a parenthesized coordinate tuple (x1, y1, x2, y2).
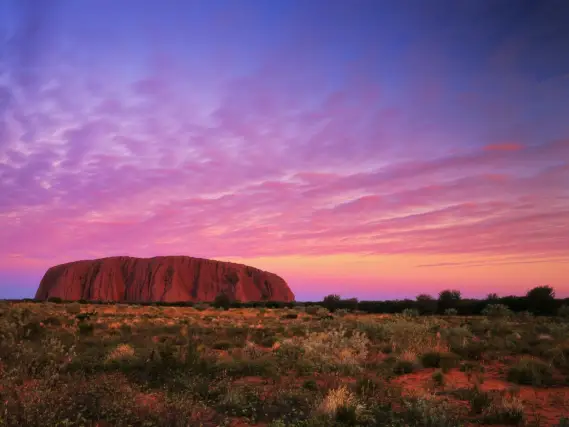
(6, 285, 569, 317)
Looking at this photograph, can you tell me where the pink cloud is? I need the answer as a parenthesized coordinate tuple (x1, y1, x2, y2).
(484, 142, 524, 151)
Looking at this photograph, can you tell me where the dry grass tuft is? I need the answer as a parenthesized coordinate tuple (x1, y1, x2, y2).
(106, 343, 136, 362)
(318, 385, 361, 417)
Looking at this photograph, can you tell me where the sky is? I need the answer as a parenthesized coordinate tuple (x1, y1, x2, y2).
(0, 0, 568, 301)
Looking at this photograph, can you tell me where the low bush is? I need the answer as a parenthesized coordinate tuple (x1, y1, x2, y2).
(399, 396, 462, 427)
(482, 304, 513, 318)
(282, 313, 298, 319)
(558, 305, 569, 318)
(212, 293, 231, 310)
(451, 341, 485, 361)
(482, 395, 525, 425)
(212, 340, 232, 350)
(305, 306, 319, 315)
(468, 386, 493, 414)
(420, 351, 460, 373)
(393, 359, 416, 375)
(355, 377, 383, 396)
(432, 370, 445, 386)
(78, 322, 94, 336)
(42, 316, 63, 326)
(507, 357, 554, 386)
(402, 308, 420, 317)
(421, 351, 443, 368)
(317, 386, 369, 425)
(285, 327, 370, 373)
(302, 379, 318, 391)
(65, 303, 82, 315)
(460, 361, 485, 374)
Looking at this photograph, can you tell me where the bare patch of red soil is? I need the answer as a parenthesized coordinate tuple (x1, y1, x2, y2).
(393, 367, 569, 426)
(233, 376, 270, 386)
(134, 391, 165, 413)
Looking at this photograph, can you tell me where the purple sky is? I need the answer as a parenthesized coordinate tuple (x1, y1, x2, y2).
(1, 0, 568, 300)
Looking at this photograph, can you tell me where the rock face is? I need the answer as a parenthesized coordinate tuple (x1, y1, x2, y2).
(35, 256, 295, 303)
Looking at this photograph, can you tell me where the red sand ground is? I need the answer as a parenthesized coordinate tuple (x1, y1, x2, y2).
(393, 367, 569, 426)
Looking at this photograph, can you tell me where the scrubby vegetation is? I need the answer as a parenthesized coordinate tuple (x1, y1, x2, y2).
(15, 285, 569, 316)
(1, 286, 569, 426)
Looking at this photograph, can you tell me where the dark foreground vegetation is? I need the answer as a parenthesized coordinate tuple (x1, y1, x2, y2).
(18, 285, 569, 317)
(1, 286, 569, 426)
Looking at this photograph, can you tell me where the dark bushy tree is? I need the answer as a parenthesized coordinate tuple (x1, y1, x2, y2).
(212, 293, 231, 310)
(437, 289, 461, 314)
(322, 294, 341, 312)
(416, 294, 437, 314)
(337, 297, 359, 311)
(526, 285, 556, 315)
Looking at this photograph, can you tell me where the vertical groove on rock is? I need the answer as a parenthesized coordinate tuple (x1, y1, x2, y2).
(191, 261, 201, 299)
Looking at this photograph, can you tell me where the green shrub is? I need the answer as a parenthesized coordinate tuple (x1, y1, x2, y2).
(468, 386, 493, 414)
(216, 386, 261, 417)
(399, 396, 461, 427)
(249, 328, 278, 347)
(440, 352, 461, 372)
(284, 327, 369, 373)
(78, 322, 94, 336)
(212, 293, 231, 310)
(47, 297, 63, 303)
(432, 370, 445, 386)
(451, 341, 485, 360)
(43, 316, 63, 326)
(546, 345, 569, 370)
(482, 304, 513, 318)
(262, 336, 279, 348)
(120, 323, 132, 336)
(302, 379, 318, 391)
(316, 385, 370, 425)
(482, 396, 525, 425)
(393, 359, 416, 375)
(354, 377, 381, 397)
(402, 308, 420, 317)
(305, 306, 319, 315)
(460, 361, 485, 374)
(517, 311, 534, 321)
(421, 351, 442, 368)
(275, 341, 304, 365)
(22, 320, 45, 340)
(219, 357, 278, 378)
(282, 313, 299, 319)
(289, 324, 307, 337)
(212, 340, 232, 350)
(507, 357, 554, 386)
(444, 308, 458, 316)
(335, 404, 360, 425)
(420, 351, 460, 371)
(558, 305, 569, 318)
(65, 303, 82, 315)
